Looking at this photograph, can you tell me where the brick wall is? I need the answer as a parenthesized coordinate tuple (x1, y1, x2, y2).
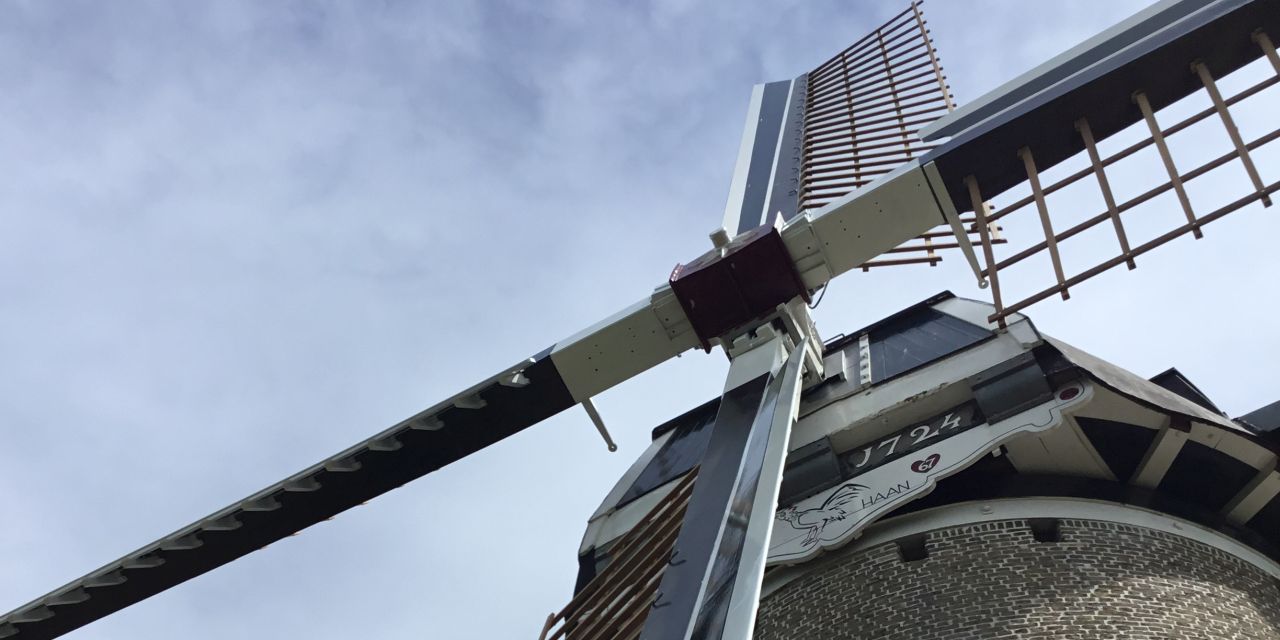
(755, 518, 1280, 639)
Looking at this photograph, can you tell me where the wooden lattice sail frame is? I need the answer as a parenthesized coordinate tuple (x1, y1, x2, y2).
(966, 30, 1279, 327)
(797, 2, 1004, 270)
(800, 3, 952, 210)
(538, 471, 697, 640)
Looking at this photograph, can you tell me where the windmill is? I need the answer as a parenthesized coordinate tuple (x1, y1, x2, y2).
(3, 0, 1279, 638)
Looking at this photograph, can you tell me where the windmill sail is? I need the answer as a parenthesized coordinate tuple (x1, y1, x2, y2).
(722, 2, 999, 270)
(918, 0, 1280, 325)
(798, 2, 953, 213)
(0, 289, 703, 640)
(778, 0, 1278, 318)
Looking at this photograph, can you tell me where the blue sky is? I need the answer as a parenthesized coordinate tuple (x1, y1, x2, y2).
(2, 1, 1277, 638)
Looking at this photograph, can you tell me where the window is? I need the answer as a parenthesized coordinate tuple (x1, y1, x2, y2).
(615, 401, 718, 508)
(868, 308, 991, 382)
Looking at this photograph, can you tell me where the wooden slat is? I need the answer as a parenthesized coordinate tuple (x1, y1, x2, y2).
(881, 27, 913, 152)
(1018, 147, 1070, 300)
(808, 56, 935, 119)
(838, 46, 859, 192)
(1076, 117, 1136, 269)
(804, 140, 935, 165)
(992, 178, 1280, 322)
(804, 103, 948, 146)
(1255, 30, 1280, 74)
(805, 73, 943, 125)
(988, 125, 1280, 276)
(807, 65, 937, 121)
(989, 74, 1279, 223)
(599, 569, 669, 640)
(537, 613, 556, 640)
(557, 475, 693, 614)
(1135, 91, 1203, 239)
(803, 154, 931, 180)
(804, 124, 936, 156)
(1194, 61, 1272, 207)
(540, 471, 697, 640)
(806, 88, 949, 135)
(859, 255, 940, 269)
(808, 54, 932, 115)
(808, 20, 924, 95)
(884, 238, 1006, 254)
(912, 1, 953, 111)
(800, 0, 959, 269)
(807, 44, 930, 107)
(808, 5, 917, 82)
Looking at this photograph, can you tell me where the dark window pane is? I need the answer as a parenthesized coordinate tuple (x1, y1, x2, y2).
(869, 309, 990, 381)
(1076, 417, 1157, 482)
(1158, 441, 1258, 512)
(616, 402, 718, 508)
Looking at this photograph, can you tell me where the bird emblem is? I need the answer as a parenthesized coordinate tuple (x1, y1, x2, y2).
(775, 483, 869, 547)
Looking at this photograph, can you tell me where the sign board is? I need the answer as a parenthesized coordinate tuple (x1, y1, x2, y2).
(768, 381, 1093, 565)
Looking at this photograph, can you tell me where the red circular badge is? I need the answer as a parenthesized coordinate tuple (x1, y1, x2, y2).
(911, 453, 941, 473)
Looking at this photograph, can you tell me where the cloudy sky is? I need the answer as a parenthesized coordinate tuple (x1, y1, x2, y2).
(2, 1, 1277, 638)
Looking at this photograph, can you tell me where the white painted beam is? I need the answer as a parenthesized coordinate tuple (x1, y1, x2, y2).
(550, 286, 699, 402)
(1224, 458, 1280, 525)
(1131, 416, 1190, 489)
(782, 160, 946, 289)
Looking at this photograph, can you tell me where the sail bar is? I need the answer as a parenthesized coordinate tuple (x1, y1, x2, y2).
(721, 78, 807, 238)
(640, 337, 806, 640)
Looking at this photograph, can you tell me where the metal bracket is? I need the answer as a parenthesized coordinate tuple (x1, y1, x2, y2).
(723, 300, 825, 389)
(582, 398, 617, 452)
(925, 160, 988, 289)
(775, 299, 825, 388)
